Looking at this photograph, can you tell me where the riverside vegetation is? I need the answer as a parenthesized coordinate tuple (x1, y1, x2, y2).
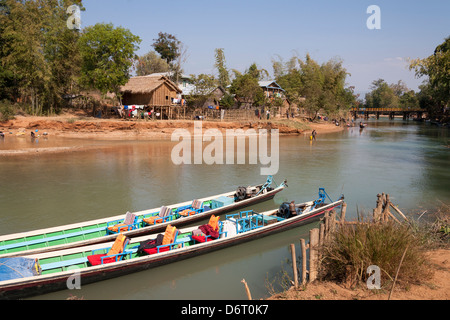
(267, 199, 449, 300)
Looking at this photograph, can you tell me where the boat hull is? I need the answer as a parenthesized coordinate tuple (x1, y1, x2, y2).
(0, 200, 342, 300)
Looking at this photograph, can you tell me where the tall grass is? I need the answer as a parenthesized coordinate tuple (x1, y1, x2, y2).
(320, 221, 431, 289)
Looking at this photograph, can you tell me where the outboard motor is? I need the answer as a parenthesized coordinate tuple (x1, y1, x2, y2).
(277, 202, 291, 219)
(234, 186, 247, 202)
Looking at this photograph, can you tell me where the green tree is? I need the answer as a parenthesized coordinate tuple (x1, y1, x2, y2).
(247, 63, 269, 81)
(230, 73, 265, 108)
(219, 93, 235, 109)
(136, 51, 169, 76)
(409, 36, 450, 120)
(276, 54, 354, 120)
(365, 79, 398, 108)
(78, 23, 141, 100)
(0, 0, 84, 114)
(152, 32, 187, 83)
(152, 32, 180, 64)
(214, 48, 230, 87)
(399, 90, 419, 110)
(187, 73, 217, 108)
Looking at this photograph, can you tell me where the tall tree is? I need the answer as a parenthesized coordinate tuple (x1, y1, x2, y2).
(136, 51, 169, 76)
(152, 32, 180, 64)
(152, 32, 187, 83)
(409, 36, 450, 120)
(230, 73, 265, 108)
(214, 48, 230, 87)
(365, 79, 398, 109)
(276, 54, 354, 119)
(0, 0, 84, 114)
(78, 23, 141, 100)
(188, 73, 217, 108)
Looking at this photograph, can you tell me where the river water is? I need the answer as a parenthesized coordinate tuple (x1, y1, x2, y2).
(0, 119, 448, 300)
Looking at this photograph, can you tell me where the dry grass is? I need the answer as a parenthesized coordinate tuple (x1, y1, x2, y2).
(319, 221, 433, 290)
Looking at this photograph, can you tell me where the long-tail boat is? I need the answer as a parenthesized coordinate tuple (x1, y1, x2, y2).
(0, 176, 286, 258)
(0, 188, 343, 300)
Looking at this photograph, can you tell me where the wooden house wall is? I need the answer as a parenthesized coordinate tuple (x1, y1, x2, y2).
(122, 82, 179, 106)
(149, 83, 177, 106)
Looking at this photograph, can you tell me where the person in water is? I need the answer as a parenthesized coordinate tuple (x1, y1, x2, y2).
(312, 130, 317, 140)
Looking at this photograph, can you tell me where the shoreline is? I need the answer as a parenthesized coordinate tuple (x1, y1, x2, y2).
(268, 248, 450, 300)
(0, 115, 344, 156)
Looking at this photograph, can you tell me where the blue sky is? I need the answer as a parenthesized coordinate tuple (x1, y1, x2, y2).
(80, 0, 449, 96)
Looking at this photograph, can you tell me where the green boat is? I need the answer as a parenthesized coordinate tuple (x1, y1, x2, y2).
(0, 188, 344, 300)
(0, 176, 286, 257)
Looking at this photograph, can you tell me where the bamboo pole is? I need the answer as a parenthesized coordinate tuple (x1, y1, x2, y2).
(241, 279, 252, 300)
(309, 228, 320, 283)
(389, 203, 409, 222)
(387, 210, 402, 224)
(290, 244, 298, 288)
(300, 239, 307, 286)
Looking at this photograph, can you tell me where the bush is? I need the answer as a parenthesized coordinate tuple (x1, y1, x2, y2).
(0, 100, 16, 121)
(320, 221, 431, 289)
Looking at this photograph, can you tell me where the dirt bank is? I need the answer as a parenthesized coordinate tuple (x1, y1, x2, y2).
(0, 114, 343, 155)
(268, 248, 450, 300)
(1, 115, 343, 138)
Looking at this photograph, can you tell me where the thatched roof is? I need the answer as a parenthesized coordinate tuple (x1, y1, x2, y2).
(120, 75, 182, 94)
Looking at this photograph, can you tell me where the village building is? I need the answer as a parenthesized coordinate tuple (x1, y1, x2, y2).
(258, 80, 292, 114)
(120, 74, 182, 106)
(119, 74, 184, 119)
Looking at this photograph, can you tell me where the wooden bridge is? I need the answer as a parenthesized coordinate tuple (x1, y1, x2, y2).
(350, 107, 426, 120)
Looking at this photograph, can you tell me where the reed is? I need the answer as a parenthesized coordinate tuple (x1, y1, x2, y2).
(319, 220, 430, 289)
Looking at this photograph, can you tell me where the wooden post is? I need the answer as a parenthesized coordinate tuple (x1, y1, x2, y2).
(319, 223, 325, 246)
(290, 244, 298, 288)
(329, 210, 336, 235)
(300, 239, 307, 286)
(373, 193, 383, 222)
(382, 194, 391, 222)
(309, 228, 320, 283)
(323, 211, 330, 242)
(340, 202, 347, 223)
(241, 279, 252, 300)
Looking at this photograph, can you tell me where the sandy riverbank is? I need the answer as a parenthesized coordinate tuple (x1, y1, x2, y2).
(268, 248, 450, 300)
(0, 113, 344, 155)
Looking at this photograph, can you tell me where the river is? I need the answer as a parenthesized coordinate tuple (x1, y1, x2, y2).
(0, 119, 448, 300)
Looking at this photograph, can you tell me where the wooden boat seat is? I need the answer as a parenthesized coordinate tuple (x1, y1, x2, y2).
(142, 206, 173, 225)
(87, 234, 131, 266)
(142, 225, 178, 255)
(107, 212, 138, 234)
